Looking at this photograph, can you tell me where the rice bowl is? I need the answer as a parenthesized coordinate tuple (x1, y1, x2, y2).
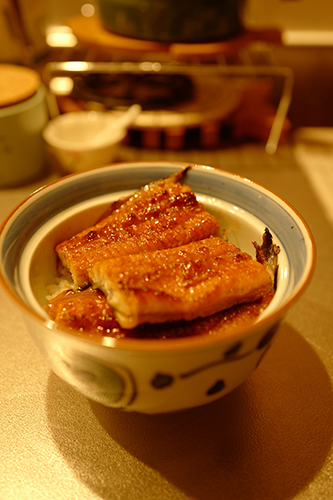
(0, 162, 315, 413)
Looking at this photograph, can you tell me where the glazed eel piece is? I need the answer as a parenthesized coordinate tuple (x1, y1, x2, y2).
(55, 167, 220, 288)
(46, 229, 279, 338)
(88, 235, 275, 329)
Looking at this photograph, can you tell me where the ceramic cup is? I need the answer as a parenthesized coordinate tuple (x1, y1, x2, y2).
(0, 84, 48, 187)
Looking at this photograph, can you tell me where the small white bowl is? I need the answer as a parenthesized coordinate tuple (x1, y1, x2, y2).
(43, 111, 127, 173)
(0, 162, 315, 414)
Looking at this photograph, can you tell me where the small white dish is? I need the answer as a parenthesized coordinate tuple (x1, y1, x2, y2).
(42, 110, 127, 173)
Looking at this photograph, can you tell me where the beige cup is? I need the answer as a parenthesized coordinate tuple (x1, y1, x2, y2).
(0, 66, 49, 188)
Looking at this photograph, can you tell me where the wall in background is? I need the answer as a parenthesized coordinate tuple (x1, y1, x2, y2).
(245, 0, 333, 32)
(1, 0, 332, 127)
(244, 0, 333, 128)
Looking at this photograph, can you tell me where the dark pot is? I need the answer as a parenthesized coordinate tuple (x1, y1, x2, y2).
(99, 0, 246, 43)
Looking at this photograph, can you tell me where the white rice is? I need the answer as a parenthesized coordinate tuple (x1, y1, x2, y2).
(46, 277, 76, 301)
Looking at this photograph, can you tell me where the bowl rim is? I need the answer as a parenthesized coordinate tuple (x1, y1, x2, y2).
(0, 161, 316, 353)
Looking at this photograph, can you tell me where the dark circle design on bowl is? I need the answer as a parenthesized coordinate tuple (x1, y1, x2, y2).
(224, 342, 243, 357)
(257, 323, 280, 350)
(151, 373, 174, 389)
(206, 379, 226, 396)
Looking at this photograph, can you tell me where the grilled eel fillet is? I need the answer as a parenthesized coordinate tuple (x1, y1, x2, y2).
(88, 236, 274, 329)
(46, 231, 278, 338)
(253, 227, 280, 289)
(45, 286, 274, 339)
(55, 168, 220, 288)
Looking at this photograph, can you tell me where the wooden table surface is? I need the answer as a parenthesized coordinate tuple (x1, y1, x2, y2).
(1, 141, 333, 500)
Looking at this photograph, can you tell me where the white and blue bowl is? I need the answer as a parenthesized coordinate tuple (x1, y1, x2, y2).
(0, 162, 315, 413)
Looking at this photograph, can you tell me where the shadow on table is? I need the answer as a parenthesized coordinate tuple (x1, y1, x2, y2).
(46, 323, 333, 500)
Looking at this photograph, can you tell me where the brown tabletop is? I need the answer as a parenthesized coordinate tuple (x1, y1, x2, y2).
(1, 142, 333, 500)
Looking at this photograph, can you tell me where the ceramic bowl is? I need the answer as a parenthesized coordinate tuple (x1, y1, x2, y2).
(42, 111, 127, 173)
(0, 162, 315, 414)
